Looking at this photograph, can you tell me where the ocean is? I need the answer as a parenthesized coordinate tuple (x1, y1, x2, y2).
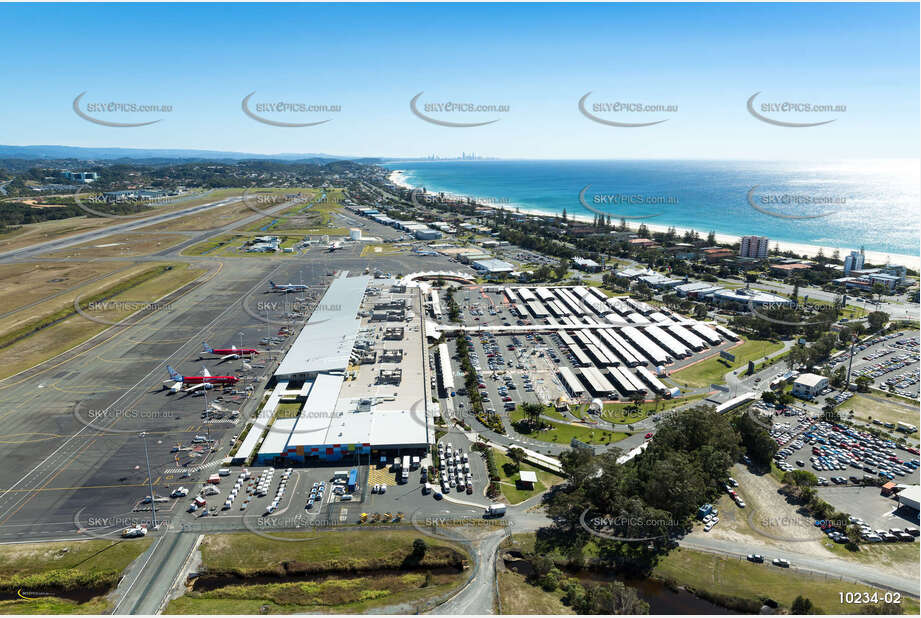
(382, 159, 919, 258)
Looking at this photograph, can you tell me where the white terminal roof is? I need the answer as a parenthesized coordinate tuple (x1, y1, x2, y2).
(274, 275, 371, 378)
(258, 417, 297, 457)
(288, 373, 346, 444)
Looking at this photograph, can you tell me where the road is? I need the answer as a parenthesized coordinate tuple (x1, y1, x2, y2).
(681, 535, 919, 596)
(112, 531, 199, 615)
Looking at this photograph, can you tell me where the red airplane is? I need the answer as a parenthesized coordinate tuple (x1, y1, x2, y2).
(202, 341, 259, 360)
(167, 365, 239, 393)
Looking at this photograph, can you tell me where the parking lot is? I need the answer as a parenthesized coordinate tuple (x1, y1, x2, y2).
(766, 416, 920, 537)
(833, 329, 920, 399)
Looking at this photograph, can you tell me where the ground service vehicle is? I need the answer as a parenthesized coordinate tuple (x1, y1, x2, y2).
(485, 503, 507, 517)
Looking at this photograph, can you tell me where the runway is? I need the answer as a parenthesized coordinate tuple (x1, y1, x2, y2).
(0, 242, 467, 543)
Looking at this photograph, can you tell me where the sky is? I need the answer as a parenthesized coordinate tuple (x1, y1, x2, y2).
(0, 2, 918, 160)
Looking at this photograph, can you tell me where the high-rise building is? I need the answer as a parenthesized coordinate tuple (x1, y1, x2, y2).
(739, 235, 769, 258)
(844, 249, 865, 275)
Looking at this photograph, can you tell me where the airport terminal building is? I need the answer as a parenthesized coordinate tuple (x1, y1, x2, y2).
(243, 274, 431, 465)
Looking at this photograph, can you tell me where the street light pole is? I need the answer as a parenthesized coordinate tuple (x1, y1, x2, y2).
(140, 432, 157, 528)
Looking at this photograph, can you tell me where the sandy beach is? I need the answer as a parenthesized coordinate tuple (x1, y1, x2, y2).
(388, 169, 919, 271)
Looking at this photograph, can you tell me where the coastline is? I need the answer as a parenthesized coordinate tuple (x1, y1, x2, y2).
(388, 169, 919, 271)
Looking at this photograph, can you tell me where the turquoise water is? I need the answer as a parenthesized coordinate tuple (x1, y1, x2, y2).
(382, 160, 919, 257)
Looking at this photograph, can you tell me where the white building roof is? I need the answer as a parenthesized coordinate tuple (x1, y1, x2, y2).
(794, 373, 827, 388)
(274, 275, 370, 378)
(519, 470, 538, 484)
(368, 409, 428, 447)
(258, 418, 298, 457)
(324, 410, 374, 446)
(287, 373, 346, 446)
(472, 259, 514, 273)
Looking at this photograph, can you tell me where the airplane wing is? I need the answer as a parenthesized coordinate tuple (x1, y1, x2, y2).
(220, 353, 238, 361)
(184, 383, 206, 392)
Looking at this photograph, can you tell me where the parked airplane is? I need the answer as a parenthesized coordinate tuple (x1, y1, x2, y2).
(166, 365, 239, 393)
(269, 280, 308, 292)
(327, 241, 343, 252)
(202, 342, 259, 360)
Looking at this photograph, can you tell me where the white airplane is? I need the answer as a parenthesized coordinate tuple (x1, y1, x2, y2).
(327, 241, 343, 252)
(270, 280, 308, 293)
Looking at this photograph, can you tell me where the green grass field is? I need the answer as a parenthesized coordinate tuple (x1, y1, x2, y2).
(671, 337, 784, 389)
(653, 548, 919, 614)
(493, 451, 564, 504)
(509, 407, 628, 446)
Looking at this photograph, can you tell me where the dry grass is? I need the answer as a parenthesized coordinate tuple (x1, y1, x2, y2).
(40, 233, 189, 259)
(0, 262, 134, 315)
(0, 262, 205, 379)
(498, 570, 569, 614)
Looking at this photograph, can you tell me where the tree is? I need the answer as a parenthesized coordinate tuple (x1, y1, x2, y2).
(506, 447, 526, 471)
(735, 411, 778, 467)
(867, 310, 889, 332)
(577, 581, 650, 615)
(855, 375, 872, 392)
(520, 402, 545, 432)
(791, 596, 815, 614)
(412, 538, 428, 558)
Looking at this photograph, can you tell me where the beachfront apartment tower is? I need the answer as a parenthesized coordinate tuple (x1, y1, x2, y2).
(844, 249, 865, 275)
(739, 235, 769, 258)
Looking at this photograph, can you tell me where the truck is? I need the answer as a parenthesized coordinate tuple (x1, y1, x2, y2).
(347, 469, 358, 492)
(897, 421, 917, 433)
(401, 466, 409, 483)
(333, 470, 349, 481)
(402, 455, 410, 473)
(484, 503, 507, 517)
(411, 455, 420, 470)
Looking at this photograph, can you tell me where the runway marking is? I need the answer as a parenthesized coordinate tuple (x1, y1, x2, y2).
(0, 391, 44, 425)
(0, 261, 283, 527)
(0, 433, 65, 444)
(0, 262, 224, 391)
(0, 483, 153, 492)
(49, 382, 129, 394)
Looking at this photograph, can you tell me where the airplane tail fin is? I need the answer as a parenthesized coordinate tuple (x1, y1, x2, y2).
(201, 365, 212, 377)
(202, 341, 213, 353)
(167, 365, 183, 381)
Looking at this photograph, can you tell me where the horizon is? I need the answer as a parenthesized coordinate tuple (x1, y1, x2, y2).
(3, 144, 920, 164)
